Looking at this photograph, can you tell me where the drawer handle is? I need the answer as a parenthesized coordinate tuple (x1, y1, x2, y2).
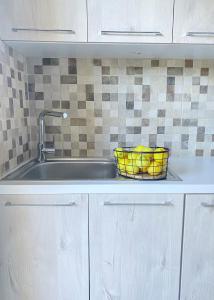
(186, 31, 214, 37)
(4, 201, 77, 207)
(201, 202, 214, 208)
(12, 28, 75, 34)
(101, 30, 163, 36)
(104, 201, 173, 207)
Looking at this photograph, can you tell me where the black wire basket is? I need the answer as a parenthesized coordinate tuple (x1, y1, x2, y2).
(114, 146, 169, 180)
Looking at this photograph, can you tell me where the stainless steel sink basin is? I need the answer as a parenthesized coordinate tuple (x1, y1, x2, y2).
(4, 159, 117, 180)
(3, 158, 181, 181)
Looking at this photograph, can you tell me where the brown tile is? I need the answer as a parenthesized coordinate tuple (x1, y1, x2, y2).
(200, 85, 208, 94)
(102, 66, 110, 75)
(46, 126, 61, 134)
(86, 84, 94, 101)
(142, 85, 150, 102)
(70, 118, 86, 126)
(68, 58, 77, 74)
(79, 134, 87, 142)
(61, 101, 70, 109)
(93, 59, 101, 66)
(200, 68, 209, 76)
(52, 100, 60, 109)
(185, 59, 193, 68)
(42, 58, 59, 65)
(196, 149, 204, 156)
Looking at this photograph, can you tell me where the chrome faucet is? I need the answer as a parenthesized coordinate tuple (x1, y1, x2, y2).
(37, 110, 68, 162)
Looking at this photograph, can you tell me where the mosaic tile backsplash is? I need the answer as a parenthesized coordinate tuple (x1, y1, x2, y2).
(0, 42, 31, 177)
(27, 57, 214, 158)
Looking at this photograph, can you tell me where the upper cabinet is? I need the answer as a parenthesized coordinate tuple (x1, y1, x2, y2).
(88, 0, 174, 43)
(174, 0, 214, 44)
(0, 0, 87, 42)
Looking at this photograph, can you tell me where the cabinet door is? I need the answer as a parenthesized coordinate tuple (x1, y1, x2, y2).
(0, 194, 89, 300)
(89, 194, 184, 300)
(174, 0, 214, 43)
(0, 0, 87, 42)
(181, 194, 214, 300)
(88, 0, 174, 43)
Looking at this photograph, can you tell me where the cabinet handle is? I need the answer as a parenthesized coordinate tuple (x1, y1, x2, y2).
(201, 202, 214, 208)
(12, 28, 75, 34)
(104, 201, 173, 207)
(101, 30, 163, 36)
(186, 32, 214, 37)
(4, 201, 77, 207)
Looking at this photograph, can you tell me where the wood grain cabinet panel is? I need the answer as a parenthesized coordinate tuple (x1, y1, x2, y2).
(89, 193, 184, 300)
(181, 194, 214, 300)
(0, 0, 87, 42)
(174, 0, 214, 43)
(88, 0, 174, 43)
(0, 194, 89, 300)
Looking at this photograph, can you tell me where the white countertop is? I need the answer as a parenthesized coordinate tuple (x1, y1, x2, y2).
(0, 157, 214, 194)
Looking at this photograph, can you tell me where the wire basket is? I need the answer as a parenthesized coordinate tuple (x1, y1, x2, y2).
(114, 146, 169, 180)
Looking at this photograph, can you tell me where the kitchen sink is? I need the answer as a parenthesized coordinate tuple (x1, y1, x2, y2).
(3, 158, 181, 181)
(4, 159, 117, 180)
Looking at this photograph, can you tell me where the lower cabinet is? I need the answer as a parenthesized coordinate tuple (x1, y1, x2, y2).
(0, 194, 89, 300)
(89, 194, 184, 300)
(181, 194, 214, 300)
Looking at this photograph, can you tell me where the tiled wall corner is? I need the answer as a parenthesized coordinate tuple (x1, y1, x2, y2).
(0, 41, 32, 177)
(27, 57, 214, 158)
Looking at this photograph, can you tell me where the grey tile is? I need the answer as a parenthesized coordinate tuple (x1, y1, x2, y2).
(63, 149, 72, 157)
(68, 58, 77, 74)
(167, 77, 175, 85)
(46, 126, 61, 134)
(196, 149, 204, 156)
(182, 119, 198, 127)
(34, 65, 43, 74)
(17, 60, 24, 71)
(126, 102, 134, 110)
(167, 67, 183, 76)
(151, 60, 159, 67)
(191, 102, 199, 110)
(200, 85, 208, 94)
(102, 93, 110, 101)
(126, 67, 143, 75)
(93, 59, 101, 66)
(78, 101, 86, 109)
(79, 134, 87, 142)
(142, 119, 150, 126)
(95, 126, 102, 134)
(157, 126, 165, 134)
(35, 92, 44, 100)
(43, 75, 51, 84)
(173, 118, 181, 126)
(211, 149, 214, 156)
(142, 85, 150, 102)
(157, 109, 166, 117)
(86, 84, 94, 101)
(197, 126, 205, 142)
(102, 66, 110, 75)
(0, 63, 2, 74)
(60, 75, 77, 84)
(149, 134, 157, 147)
(110, 134, 118, 142)
(192, 77, 200, 85)
(102, 76, 118, 84)
(42, 58, 59, 65)
(52, 100, 60, 109)
(134, 77, 143, 85)
(61, 101, 70, 109)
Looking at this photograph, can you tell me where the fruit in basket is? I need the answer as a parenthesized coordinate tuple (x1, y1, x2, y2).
(135, 157, 150, 172)
(153, 147, 168, 167)
(114, 148, 127, 159)
(147, 161, 163, 176)
(125, 164, 139, 175)
(127, 152, 141, 160)
(134, 145, 153, 160)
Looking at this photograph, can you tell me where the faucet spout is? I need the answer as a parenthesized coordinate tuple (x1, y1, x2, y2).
(38, 110, 68, 163)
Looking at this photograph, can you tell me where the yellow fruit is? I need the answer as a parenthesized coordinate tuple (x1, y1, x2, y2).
(127, 152, 141, 160)
(153, 148, 168, 167)
(147, 161, 163, 176)
(135, 158, 150, 173)
(114, 148, 127, 159)
(134, 145, 153, 160)
(125, 165, 139, 175)
(118, 163, 126, 172)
